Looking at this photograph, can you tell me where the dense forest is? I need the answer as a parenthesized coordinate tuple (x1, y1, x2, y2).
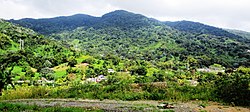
(1, 10, 249, 107)
(10, 10, 250, 68)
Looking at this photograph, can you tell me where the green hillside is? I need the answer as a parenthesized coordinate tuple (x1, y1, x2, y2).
(226, 29, 250, 40)
(0, 20, 75, 92)
(10, 10, 250, 67)
(1, 10, 250, 106)
(0, 19, 74, 68)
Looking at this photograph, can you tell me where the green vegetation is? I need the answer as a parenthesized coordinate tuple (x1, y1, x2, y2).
(1, 67, 249, 105)
(226, 29, 250, 40)
(164, 20, 242, 39)
(0, 10, 249, 110)
(0, 102, 103, 112)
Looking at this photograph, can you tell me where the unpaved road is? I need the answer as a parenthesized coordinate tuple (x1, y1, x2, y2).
(2, 99, 250, 112)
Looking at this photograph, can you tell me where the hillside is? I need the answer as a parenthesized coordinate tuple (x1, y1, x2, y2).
(1, 10, 250, 107)
(226, 29, 250, 40)
(0, 19, 74, 73)
(9, 14, 99, 35)
(8, 10, 250, 68)
(9, 10, 162, 35)
(164, 21, 240, 38)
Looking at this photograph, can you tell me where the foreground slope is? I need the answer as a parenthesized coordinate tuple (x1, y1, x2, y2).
(0, 19, 74, 70)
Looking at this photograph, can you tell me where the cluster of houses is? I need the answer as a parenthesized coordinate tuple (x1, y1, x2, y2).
(86, 75, 106, 83)
(85, 69, 115, 83)
(13, 68, 115, 85)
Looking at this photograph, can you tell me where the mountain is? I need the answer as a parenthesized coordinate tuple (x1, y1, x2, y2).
(226, 29, 250, 40)
(165, 21, 242, 38)
(10, 10, 246, 40)
(9, 14, 99, 35)
(9, 10, 162, 35)
(96, 10, 162, 29)
(2, 10, 250, 107)
(8, 10, 250, 67)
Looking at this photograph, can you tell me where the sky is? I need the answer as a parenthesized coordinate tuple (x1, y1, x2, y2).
(0, 0, 250, 32)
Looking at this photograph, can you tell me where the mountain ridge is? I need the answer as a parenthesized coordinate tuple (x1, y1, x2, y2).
(6, 10, 250, 67)
(9, 10, 244, 39)
(164, 20, 242, 39)
(9, 10, 160, 34)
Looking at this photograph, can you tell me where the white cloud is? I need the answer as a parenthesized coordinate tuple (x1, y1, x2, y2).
(0, 0, 249, 31)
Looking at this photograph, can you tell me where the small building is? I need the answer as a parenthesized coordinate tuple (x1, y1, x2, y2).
(86, 75, 106, 83)
(108, 69, 115, 73)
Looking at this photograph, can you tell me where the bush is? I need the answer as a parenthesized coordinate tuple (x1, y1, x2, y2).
(214, 71, 250, 106)
(68, 58, 77, 67)
(0, 86, 51, 100)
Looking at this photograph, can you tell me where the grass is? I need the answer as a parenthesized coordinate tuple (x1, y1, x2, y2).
(76, 55, 93, 64)
(53, 63, 68, 78)
(0, 82, 215, 102)
(12, 66, 23, 74)
(0, 102, 103, 112)
(54, 70, 67, 78)
(11, 66, 26, 80)
(9, 42, 19, 51)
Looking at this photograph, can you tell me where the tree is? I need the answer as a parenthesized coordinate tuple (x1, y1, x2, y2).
(214, 68, 250, 106)
(0, 33, 12, 49)
(68, 58, 77, 67)
(131, 66, 147, 76)
(39, 67, 55, 80)
(85, 67, 95, 78)
(186, 56, 198, 68)
(43, 60, 52, 68)
(82, 57, 95, 64)
(0, 52, 24, 95)
(152, 71, 166, 82)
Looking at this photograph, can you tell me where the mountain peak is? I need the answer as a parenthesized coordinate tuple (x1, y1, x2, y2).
(102, 10, 140, 18)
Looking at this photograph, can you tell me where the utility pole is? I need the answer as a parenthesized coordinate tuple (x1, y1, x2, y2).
(19, 39, 24, 50)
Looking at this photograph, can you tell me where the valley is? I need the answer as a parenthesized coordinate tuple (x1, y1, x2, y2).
(0, 10, 249, 111)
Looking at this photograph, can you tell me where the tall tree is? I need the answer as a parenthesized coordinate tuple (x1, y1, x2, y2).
(0, 51, 24, 95)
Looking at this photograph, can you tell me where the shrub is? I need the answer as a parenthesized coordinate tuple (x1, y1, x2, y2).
(214, 71, 250, 106)
(0, 86, 51, 100)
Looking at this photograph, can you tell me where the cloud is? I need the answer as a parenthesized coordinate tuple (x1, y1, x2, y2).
(105, 0, 250, 31)
(0, 0, 118, 19)
(0, 0, 249, 31)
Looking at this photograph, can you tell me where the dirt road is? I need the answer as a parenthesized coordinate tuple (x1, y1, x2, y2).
(2, 99, 249, 112)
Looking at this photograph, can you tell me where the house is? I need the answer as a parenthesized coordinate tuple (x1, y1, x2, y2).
(108, 69, 115, 73)
(86, 75, 106, 83)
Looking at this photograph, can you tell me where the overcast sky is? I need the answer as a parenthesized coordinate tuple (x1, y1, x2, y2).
(0, 0, 250, 32)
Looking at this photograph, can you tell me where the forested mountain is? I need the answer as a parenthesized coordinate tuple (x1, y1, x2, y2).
(8, 10, 250, 68)
(9, 14, 99, 35)
(226, 29, 250, 40)
(164, 21, 241, 38)
(1, 10, 250, 107)
(95, 10, 162, 29)
(9, 10, 162, 35)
